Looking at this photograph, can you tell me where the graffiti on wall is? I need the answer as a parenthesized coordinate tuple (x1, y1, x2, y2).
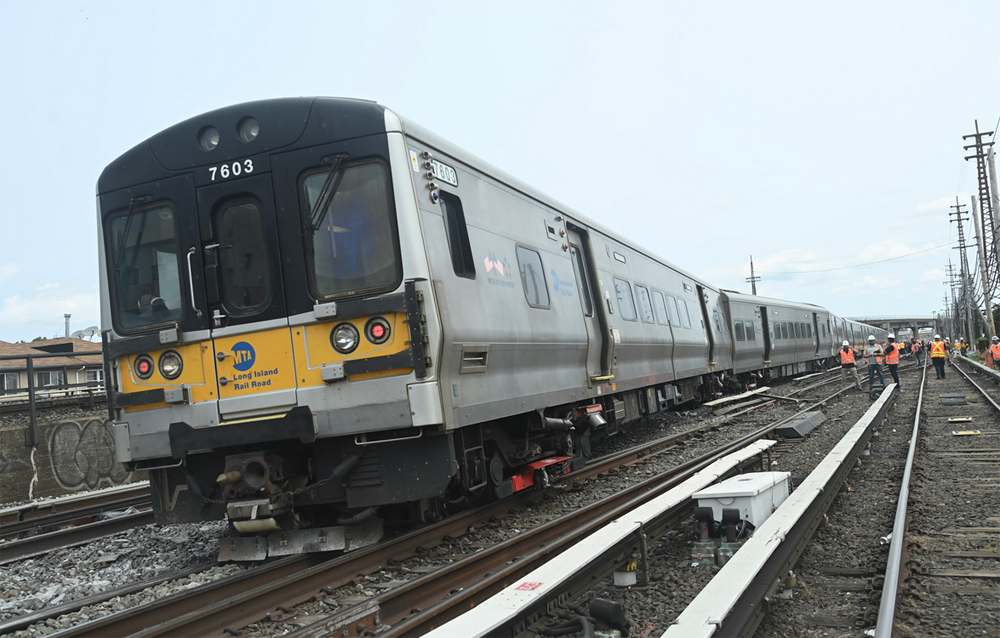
(49, 419, 132, 489)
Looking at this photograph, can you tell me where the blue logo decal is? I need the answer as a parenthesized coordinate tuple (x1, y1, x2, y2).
(551, 269, 575, 297)
(232, 342, 256, 371)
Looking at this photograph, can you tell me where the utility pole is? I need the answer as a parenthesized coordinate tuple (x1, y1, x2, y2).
(963, 120, 997, 290)
(950, 203, 974, 342)
(971, 194, 997, 343)
(746, 255, 761, 295)
(946, 261, 961, 341)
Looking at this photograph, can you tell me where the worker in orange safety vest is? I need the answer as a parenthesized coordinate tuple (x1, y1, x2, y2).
(883, 334, 901, 389)
(930, 334, 947, 379)
(838, 340, 862, 390)
(911, 340, 923, 366)
(989, 336, 1000, 370)
(863, 335, 885, 387)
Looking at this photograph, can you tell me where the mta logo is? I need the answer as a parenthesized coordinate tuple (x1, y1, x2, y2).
(231, 342, 256, 371)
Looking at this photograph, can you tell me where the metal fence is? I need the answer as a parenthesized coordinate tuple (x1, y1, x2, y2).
(0, 351, 106, 447)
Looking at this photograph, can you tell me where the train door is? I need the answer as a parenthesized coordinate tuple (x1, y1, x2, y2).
(695, 285, 716, 365)
(811, 312, 820, 356)
(759, 305, 772, 362)
(567, 226, 611, 383)
(196, 174, 298, 420)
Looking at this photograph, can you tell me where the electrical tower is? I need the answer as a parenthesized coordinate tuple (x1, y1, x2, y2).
(746, 255, 761, 295)
(963, 120, 996, 291)
(950, 202, 975, 342)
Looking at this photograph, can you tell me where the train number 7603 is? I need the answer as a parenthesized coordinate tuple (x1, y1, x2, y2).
(209, 159, 254, 181)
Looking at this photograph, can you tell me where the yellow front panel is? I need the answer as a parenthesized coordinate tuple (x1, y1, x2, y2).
(294, 312, 412, 387)
(119, 342, 215, 413)
(214, 327, 297, 399)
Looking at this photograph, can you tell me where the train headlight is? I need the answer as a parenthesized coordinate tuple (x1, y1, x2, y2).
(158, 350, 184, 379)
(237, 117, 259, 143)
(197, 126, 219, 152)
(135, 354, 155, 380)
(331, 323, 360, 354)
(365, 317, 391, 345)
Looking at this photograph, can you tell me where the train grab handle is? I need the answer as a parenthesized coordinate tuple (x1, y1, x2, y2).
(186, 247, 203, 318)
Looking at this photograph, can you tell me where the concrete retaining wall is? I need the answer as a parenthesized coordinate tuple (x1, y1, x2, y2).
(1, 412, 145, 503)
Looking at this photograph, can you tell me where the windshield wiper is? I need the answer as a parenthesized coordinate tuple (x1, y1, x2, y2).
(113, 195, 152, 273)
(306, 154, 349, 234)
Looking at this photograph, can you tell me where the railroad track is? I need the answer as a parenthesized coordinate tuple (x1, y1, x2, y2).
(0, 483, 152, 565)
(875, 356, 1000, 636)
(32, 379, 858, 638)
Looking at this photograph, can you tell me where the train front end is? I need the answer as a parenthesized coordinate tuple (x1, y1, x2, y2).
(97, 98, 450, 560)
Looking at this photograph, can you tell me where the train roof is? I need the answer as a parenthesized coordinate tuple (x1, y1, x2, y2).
(392, 110, 716, 290)
(719, 291, 828, 313)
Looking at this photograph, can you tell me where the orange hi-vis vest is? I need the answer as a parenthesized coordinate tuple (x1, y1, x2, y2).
(990, 342, 1000, 358)
(931, 341, 947, 358)
(911, 342, 921, 352)
(839, 348, 856, 365)
(884, 343, 899, 365)
(864, 345, 883, 365)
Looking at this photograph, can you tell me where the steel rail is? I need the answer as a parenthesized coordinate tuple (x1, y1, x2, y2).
(0, 509, 155, 565)
(0, 493, 151, 538)
(0, 561, 217, 635)
(875, 358, 999, 637)
(874, 362, 927, 637)
(668, 384, 899, 638)
(0, 482, 149, 527)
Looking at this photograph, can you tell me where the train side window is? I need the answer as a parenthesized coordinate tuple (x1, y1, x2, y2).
(808, 324, 813, 338)
(781, 323, 789, 339)
(438, 192, 476, 279)
(793, 323, 800, 339)
(516, 246, 550, 309)
(734, 321, 746, 341)
(635, 285, 654, 323)
(216, 199, 273, 315)
(745, 320, 756, 340)
(677, 298, 692, 328)
(569, 244, 594, 316)
(651, 290, 669, 326)
(613, 278, 638, 321)
(713, 310, 722, 332)
(665, 294, 681, 326)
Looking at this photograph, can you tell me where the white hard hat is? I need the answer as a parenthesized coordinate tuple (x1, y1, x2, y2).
(842, 340, 849, 346)
(934, 334, 941, 338)
(868, 335, 876, 341)
(887, 333, 895, 339)
(993, 336, 998, 341)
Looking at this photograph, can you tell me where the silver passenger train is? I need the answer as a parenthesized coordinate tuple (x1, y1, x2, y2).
(98, 98, 886, 559)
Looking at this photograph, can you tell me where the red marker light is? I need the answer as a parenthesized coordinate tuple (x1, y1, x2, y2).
(372, 325, 384, 338)
(138, 361, 150, 374)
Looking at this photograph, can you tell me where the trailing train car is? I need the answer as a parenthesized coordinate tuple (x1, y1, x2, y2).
(97, 98, 884, 560)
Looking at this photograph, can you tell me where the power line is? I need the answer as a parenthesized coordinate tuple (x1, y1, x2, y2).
(756, 242, 951, 274)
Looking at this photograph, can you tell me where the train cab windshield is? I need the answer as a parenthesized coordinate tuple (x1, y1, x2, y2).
(108, 203, 184, 331)
(301, 160, 400, 299)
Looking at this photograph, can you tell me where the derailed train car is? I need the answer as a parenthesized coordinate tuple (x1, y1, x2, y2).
(98, 98, 883, 560)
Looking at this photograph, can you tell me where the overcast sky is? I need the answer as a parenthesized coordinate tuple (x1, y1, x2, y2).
(1, 1, 998, 343)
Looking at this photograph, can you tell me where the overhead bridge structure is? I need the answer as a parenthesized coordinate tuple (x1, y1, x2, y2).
(847, 316, 939, 338)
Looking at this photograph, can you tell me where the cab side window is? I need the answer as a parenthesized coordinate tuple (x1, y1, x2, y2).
(439, 192, 476, 279)
(516, 246, 549, 309)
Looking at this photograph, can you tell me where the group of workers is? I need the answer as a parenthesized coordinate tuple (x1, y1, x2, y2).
(839, 332, 1000, 389)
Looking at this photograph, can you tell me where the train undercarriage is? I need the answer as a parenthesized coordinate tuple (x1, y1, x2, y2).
(143, 365, 825, 561)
